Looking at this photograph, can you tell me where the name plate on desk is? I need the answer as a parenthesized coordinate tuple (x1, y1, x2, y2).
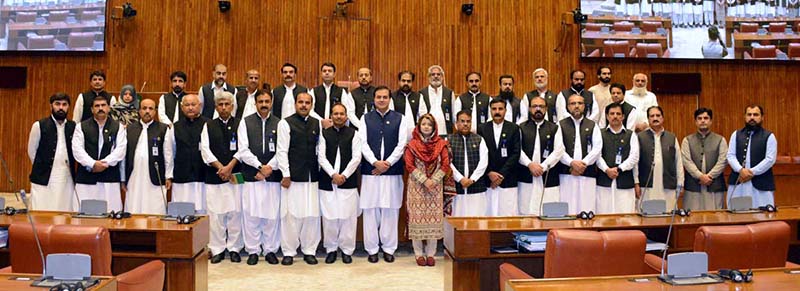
(73, 199, 108, 218)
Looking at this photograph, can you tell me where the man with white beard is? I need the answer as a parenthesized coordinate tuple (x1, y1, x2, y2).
(418, 65, 456, 136)
(520, 68, 558, 124)
(624, 73, 659, 125)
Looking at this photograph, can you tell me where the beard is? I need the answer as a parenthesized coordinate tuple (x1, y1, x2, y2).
(430, 80, 442, 87)
(499, 91, 514, 100)
(571, 83, 584, 92)
(600, 77, 611, 84)
(535, 81, 547, 89)
(632, 87, 648, 96)
(533, 111, 544, 121)
(52, 109, 67, 120)
(173, 86, 183, 93)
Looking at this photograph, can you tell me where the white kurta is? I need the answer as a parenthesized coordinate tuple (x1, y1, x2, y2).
(624, 90, 658, 123)
(274, 84, 298, 119)
(236, 113, 281, 218)
(72, 120, 127, 212)
(197, 83, 237, 120)
(555, 89, 601, 123)
(420, 86, 454, 136)
(726, 130, 778, 208)
(239, 90, 258, 118)
(28, 117, 77, 211)
(450, 134, 489, 215)
(358, 112, 410, 209)
(318, 128, 362, 220)
(558, 116, 603, 214)
(634, 129, 684, 212)
(199, 120, 240, 214)
(157, 92, 182, 126)
(595, 127, 640, 214)
(308, 83, 356, 124)
(276, 117, 322, 218)
(72, 92, 117, 123)
(164, 126, 205, 212)
(124, 121, 170, 214)
(452, 91, 487, 133)
(518, 121, 565, 216)
(486, 121, 518, 216)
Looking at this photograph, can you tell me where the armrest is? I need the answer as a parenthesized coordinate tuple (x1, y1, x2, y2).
(0, 266, 12, 273)
(499, 263, 533, 291)
(786, 261, 800, 268)
(662, 49, 671, 58)
(644, 253, 664, 273)
(117, 260, 165, 291)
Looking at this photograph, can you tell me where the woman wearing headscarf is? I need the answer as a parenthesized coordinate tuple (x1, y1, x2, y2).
(403, 113, 453, 267)
(110, 84, 140, 127)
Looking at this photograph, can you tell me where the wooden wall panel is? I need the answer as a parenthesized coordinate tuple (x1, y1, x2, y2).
(0, 0, 798, 193)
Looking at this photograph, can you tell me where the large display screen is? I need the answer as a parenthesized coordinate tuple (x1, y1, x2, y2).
(1, 0, 106, 51)
(580, 0, 799, 60)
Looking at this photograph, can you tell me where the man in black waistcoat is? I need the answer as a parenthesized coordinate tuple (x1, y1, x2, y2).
(198, 64, 237, 120)
(555, 70, 600, 123)
(595, 103, 640, 214)
(71, 96, 127, 212)
(419, 65, 456, 136)
(200, 91, 244, 264)
(492, 74, 522, 123)
(517, 96, 564, 216)
(349, 67, 376, 129)
(234, 69, 262, 119)
(276, 92, 322, 266)
(726, 105, 777, 208)
(309, 62, 352, 130)
(392, 70, 424, 125)
(271, 63, 308, 119)
(520, 68, 559, 124)
(122, 99, 170, 215)
(447, 110, 489, 216)
(158, 71, 188, 126)
(165, 94, 208, 213)
(477, 98, 521, 216)
(453, 72, 491, 132)
(318, 103, 362, 264)
(73, 70, 115, 123)
(28, 92, 77, 211)
(634, 106, 684, 212)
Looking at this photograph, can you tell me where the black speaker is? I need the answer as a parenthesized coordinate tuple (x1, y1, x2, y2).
(650, 73, 701, 94)
(0, 67, 27, 89)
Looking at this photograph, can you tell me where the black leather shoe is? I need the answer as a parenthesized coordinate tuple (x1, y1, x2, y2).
(246, 254, 258, 265)
(341, 254, 353, 264)
(210, 252, 225, 264)
(325, 252, 337, 264)
(383, 253, 395, 263)
(367, 254, 379, 263)
(229, 251, 241, 263)
(265, 252, 279, 265)
(303, 255, 318, 265)
(281, 256, 293, 266)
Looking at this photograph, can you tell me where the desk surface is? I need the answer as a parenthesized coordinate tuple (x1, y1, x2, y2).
(582, 31, 668, 41)
(506, 268, 800, 291)
(0, 211, 202, 233)
(0, 273, 116, 291)
(588, 15, 672, 23)
(733, 32, 800, 41)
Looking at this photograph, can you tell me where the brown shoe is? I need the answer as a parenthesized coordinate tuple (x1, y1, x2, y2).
(426, 256, 435, 266)
(416, 256, 426, 266)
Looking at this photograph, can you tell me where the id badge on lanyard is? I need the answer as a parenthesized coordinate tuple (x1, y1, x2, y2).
(151, 137, 159, 156)
(500, 139, 508, 158)
(615, 146, 623, 164)
(230, 134, 237, 151)
(268, 133, 276, 153)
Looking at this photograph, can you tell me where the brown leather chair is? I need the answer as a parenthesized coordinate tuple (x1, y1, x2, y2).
(5, 224, 165, 291)
(19, 35, 56, 50)
(738, 22, 759, 33)
(603, 40, 632, 57)
(633, 43, 670, 58)
(769, 22, 787, 33)
(47, 10, 69, 22)
(641, 21, 662, 33)
(499, 263, 533, 291)
(744, 45, 781, 59)
(584, 23, 603, 32)
(80, 10, 102, 22)
(67, 32, 95, 49)
(14, 12, 37, 23)
(613, 21, 635, 32)
(794, 155, 800, 164)
(788, 43, 800, 59)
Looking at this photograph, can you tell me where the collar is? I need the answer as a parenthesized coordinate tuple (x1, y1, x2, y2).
(91, 89, 107, 96)
(570, 115, 584, 124)
(376, 109, 390, 117)
(534, 120, 544, 127)
(295, 114, 309, 122)
(213, 82, 228, 91)
(537, 88, 549, 95)
(696, 130, 711, 138)
(94, 117, 108, 126)
(219, 116, 231, 124)
(470, 91, 481, 97)
(140, 119, 154, 128)
(401, 91, 411, 98)
(493, 120, 504, 127)
(285, 83, 296, 90)
(172, 91, 183, 98)
(51, 115, 66, 125)
(570, 87, 584, 95)
(247, 88, 258, 96)
(608, 126, 625, 134)
(323, 82, 333, 90)
(258, 112, 271, 121)
(648, 127, 664, 136)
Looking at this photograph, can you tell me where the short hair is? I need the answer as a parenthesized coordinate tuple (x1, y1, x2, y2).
(570, 69, 585, 79)
(91, 96, 108, 106)
(170, 71, 187, 82)
(214, 91, 234, 104)
(281, 63, 297, 73)
(708, 26, 720, 41)
(609, 83, 626, 94)
(427, 65, 444, 76)
(89, 70, 106, 81)
(465, 71, 482, 81)
(489, 98, 506, 108)
(321, 62, 336, 72)
(331, 102, 347, 113)
(498, 74, 514, 85)
(256, 90, 273, 100)
(533, 68, 548, 78)
(596, 66, 612, 76)
(647, 106, 664, 117)
(529, 95, 546, 105)
(694, 107, 713, 119)
(374, 85, 391, 96)
(49, 92, 70, 105)
(746, 104, 764, 115)
(456, 110, 471, 120)
(397, 70, 415, 81)
(605, 102, 623, 116)
(296, 92, 313, 103)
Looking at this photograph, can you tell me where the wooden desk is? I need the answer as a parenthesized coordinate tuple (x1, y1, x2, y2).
(444, 208, 800, 291)
(0, 273, 116, 291)
(731, 32, 800, 59)
(725, 17, 800, 47)
(6, 22, 104, 49)
(582, 31, 668, 57)
(505, 268, 800, 291)
(0, 211, 209, 291)
(587, 15, 673, 47)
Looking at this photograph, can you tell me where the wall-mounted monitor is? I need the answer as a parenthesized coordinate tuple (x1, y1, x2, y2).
(1, 0, 106, 52)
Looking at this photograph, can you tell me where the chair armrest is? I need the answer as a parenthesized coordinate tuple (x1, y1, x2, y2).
(644, 253, 664, 273)
(0, 266, 12, 273)
(786, 261, 800, 268)
(499, 263, 533, 291)
(117, 260, 165, 291)
(662, 49, 670, 58)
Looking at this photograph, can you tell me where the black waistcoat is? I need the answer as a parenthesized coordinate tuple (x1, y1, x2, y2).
(352, 85, 376, 119)
(242, 113, 282, 183)
(125, 121, 168, 185)
(75, 118, 122, 184)
(319, 126, 358, 191)
(200, 83, 235, 119)
(204, 117, 241, 185)
(172, 117, 208, 183)
(29, 117, 76, 185)
(517, 120, 560, 187)
(80, 90, 112, 122)
(271, 84, 308, 119)
(285, 114, 320, 182)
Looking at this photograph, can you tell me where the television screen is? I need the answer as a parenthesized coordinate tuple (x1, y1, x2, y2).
(579, 0, 799, 61)
(1, 0, 106, 52)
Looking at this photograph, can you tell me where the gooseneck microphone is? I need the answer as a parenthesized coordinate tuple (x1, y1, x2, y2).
(659, 184, 683, 280)
(0, 152, 19, 201)
(637, 160, 656, 213)
(20, 190, 47, 280)
(153, 161, 169, 215)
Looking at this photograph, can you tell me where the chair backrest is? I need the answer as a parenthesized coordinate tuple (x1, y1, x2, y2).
(26, 35, 55, 49)
(15, 12, 37, 22)
(740, 22, 759, 33)
(752, 45, 777, 59)
(641, 21, 662, 33)
(635, 43, 664, 58)
(80, 10, 102, 22)
(694, 221, 790, 270)
(9, 223, 113, 276)
(544, 229, 648, 278)
(603, 40, 630, 57)
(613, 21, 634, 32)
(68, 32, 95, 48)
(48, 10, 69, 22)
(768, 22, 787, 33)
(585, 23, 603, 32)
(788, 43, 800, 58)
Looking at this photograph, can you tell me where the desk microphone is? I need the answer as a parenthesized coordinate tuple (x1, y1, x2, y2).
(0, 152, 19, 201)
(659, 184, 683, 281)
(637, 160, 656, 213)
(19, 190, 47, 281)
(537, 166, 552, 216)
(153, 161, 169, 215)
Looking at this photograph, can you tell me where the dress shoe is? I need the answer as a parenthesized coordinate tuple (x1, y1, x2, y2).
(281, 256, 293, 266)
(367, 254, 379, 263)
(265, 252, 279, 265)
(304, 255, 318, 265)
(383, 253, 395, 263)
(229, 251, 241, 263)
(341, 254, 352, 264)
(426, 256, 436, 267)
(246, 254, 258, 265)
(416, 257, 426, 266)
(210, 252, 225, 264)
(325, 252, 337, 264)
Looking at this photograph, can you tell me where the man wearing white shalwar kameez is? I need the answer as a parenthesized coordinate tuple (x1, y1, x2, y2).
(635, 107, 684, 212)
(448, 111, 489, 216)
(277, 92, 323, 266)
(318, 104, 362, 264)
(477, 99, 521, 216)
(359, 86, 410, 263)
(165, 94, 208, 213)
(236, 91, 283, 265)
(596, 103, 640, 214)
(28, 93, 78, 211)
(726, 105, 777, 208)
(517, 96, 565, 216)
(557, 94, 603, 215)
(200, 92, 244, 264)
(122, 99, 171, 214)
(72, 97, 126, 212)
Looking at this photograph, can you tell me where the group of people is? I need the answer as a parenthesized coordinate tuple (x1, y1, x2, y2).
(27, 63, 777, 268)
(610, 0, 800, 28)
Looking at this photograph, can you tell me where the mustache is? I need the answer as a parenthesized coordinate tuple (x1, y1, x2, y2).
(260, 106, 269, 110)
(96, 110, 106, 114)
(493, 114, 502, 118)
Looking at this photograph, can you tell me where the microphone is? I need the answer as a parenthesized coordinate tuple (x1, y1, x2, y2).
(538, 169, 552, 216)
(659, 184, 683, 281)
(0, 152, 19, 201)
(153, 161, 169, 215)
(72, 160, 84, 212)
(637, 160, 657, 213)
(19, 190, 47, 281)
(140, 81, 147, 93)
